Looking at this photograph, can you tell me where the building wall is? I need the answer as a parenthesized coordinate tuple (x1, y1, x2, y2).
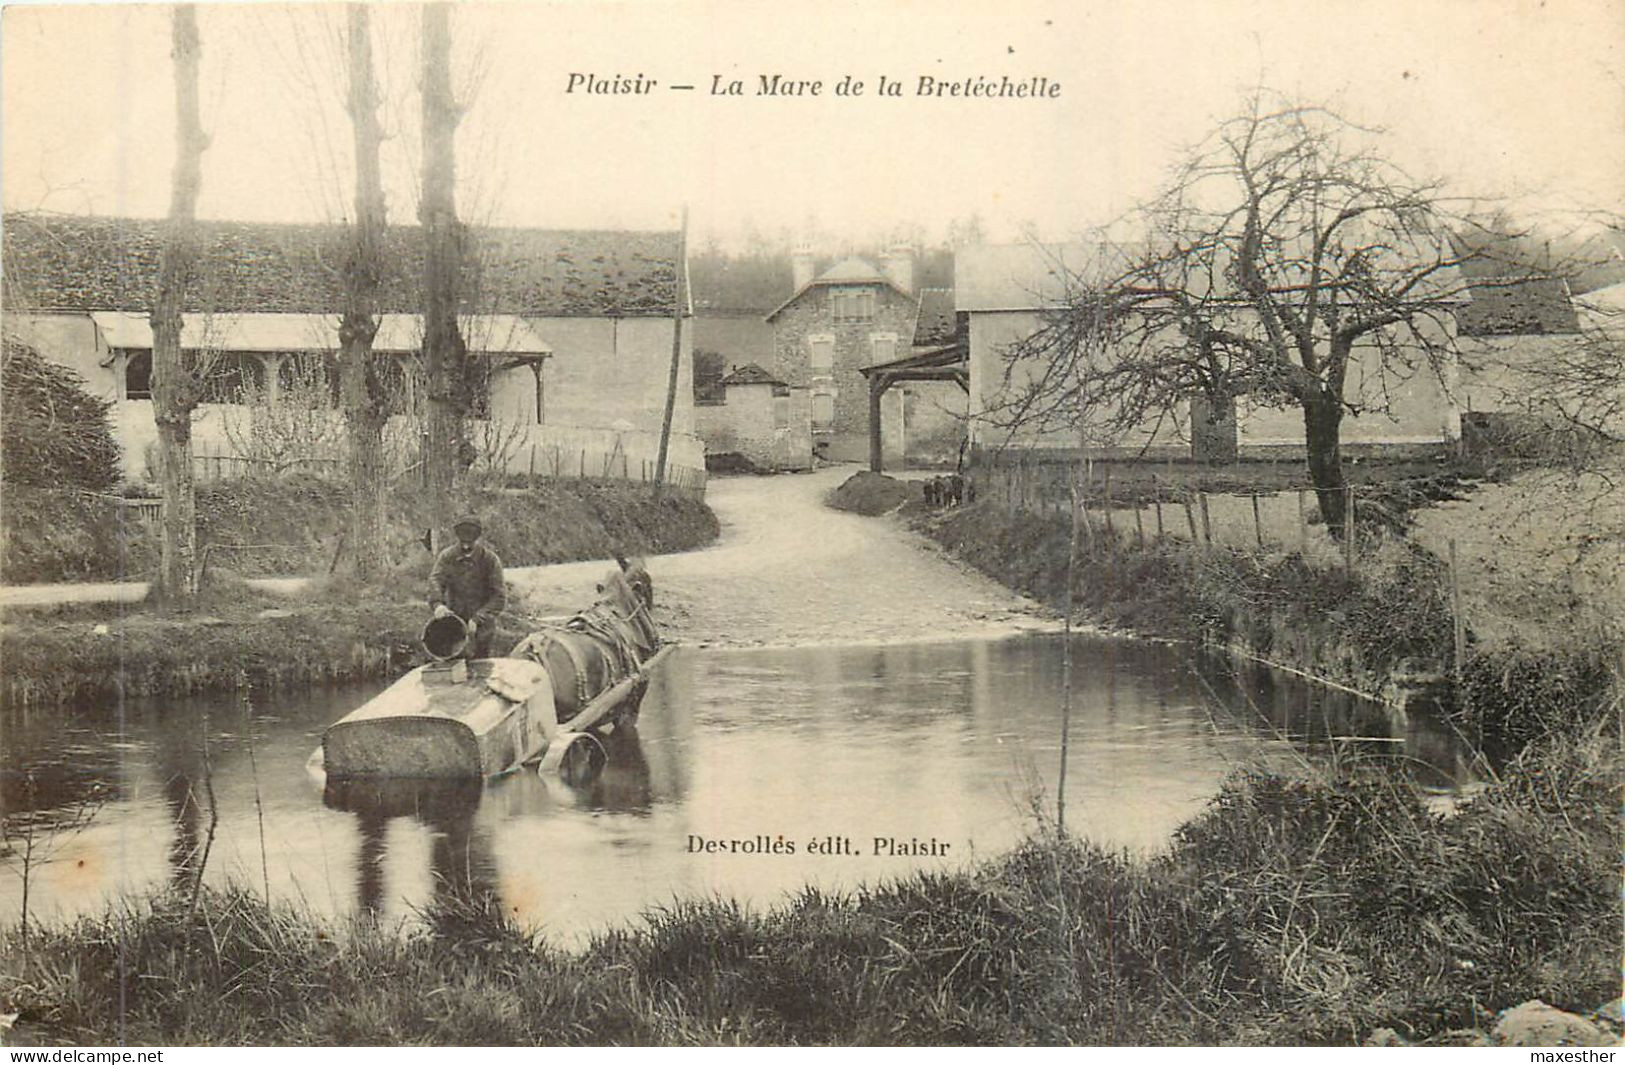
(771, 284, 917, 461)
(6, 313, 115, 399)
(969, 307, 1464, 457)
(885, 381, 967, 466)
(517, 316, 692, 436)
(692, 384, 813, 471)
(1232, 325, 1461, 447)
(15, 310, 697, 482)
(967, 309, 1189, 455)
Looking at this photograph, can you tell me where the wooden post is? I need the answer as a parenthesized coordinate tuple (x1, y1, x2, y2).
(1297, 489, 1308, 552)
(868, 376, 885, 474)
(1182, 495, 1199, 542)
(1134, 503, 1146, 548)
(1449, 538, 1466, 707)
(1102, 464, 1114, 539)
(1251, 492, 1264, 547)
(1154, 496, 1165, 539)
(528, 444, 535, 481)
(1198, 491, 1213, 544)
(1343, 485, 1355, 568)
(654, 205, 688, 493)
(580, 449, 586, 479)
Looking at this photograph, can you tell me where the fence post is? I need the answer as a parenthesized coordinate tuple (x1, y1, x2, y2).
(1134, 503, 1146, 548)
(1251, 492, 1264, 547)
(1297, 489, 1308, 552)
(580, 449, 586, 480)
(1182, 494, 1199, 543)
(1198, 491, 1213, 545)
(1343, 485, 1355, 568)
(1449, 537, 1467, 708)
(1102, 464, 1114, 539)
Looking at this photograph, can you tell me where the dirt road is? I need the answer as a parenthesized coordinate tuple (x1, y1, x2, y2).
(508, 466, 1054, 648)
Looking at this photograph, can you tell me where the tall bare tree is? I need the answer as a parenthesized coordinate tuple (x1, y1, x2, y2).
(149, 5, 211, 604)
(984, 95, 1578, 531)
(337, 3, 389, 579)
(419, 1, 469, 541)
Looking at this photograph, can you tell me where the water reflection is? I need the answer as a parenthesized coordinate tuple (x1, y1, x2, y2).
(324, 777, 497, 924)
(2, 634, 1479, 941)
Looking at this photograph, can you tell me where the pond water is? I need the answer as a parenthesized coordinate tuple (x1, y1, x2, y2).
(0, 634, 1476, 943)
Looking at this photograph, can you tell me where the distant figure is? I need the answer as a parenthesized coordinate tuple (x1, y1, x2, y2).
(924, 478, 940, 507)
(945, 473, 965, 507)
(428, 515, 506, 659)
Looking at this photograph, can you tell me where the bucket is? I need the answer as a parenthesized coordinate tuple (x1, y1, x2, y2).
(422, 613, 468, 660)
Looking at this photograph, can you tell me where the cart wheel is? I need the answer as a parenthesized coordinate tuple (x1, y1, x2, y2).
(539, 731, 607, 786)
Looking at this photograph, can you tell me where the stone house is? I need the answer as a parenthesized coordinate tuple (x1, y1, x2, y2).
(766, 251, 922, 463)
(2, 212, 700, 482)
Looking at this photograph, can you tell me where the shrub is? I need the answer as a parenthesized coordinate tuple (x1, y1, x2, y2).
(0, 337, 120, 491)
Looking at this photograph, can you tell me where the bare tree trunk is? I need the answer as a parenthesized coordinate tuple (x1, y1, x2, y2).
(1303, 392, 1348, 533)
(149, 5, 208, 606)
(419, 2, 467, 543)
(339, 2, 388, 580)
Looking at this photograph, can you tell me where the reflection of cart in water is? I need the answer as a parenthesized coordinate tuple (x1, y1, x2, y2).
(323, 775, 497, 920)
(314, 560, 664, 784)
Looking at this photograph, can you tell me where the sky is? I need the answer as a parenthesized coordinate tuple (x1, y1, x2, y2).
(2, 0, 1623, 249)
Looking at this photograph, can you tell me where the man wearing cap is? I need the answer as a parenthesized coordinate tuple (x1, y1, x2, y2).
(428, 516, 507, 659)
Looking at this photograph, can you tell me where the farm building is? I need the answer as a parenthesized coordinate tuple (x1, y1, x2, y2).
(1, 212, 700, 483)
(952, 241, 1547, 461)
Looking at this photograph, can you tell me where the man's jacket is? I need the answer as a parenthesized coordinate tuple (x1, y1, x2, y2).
(428, 542, 506, 622)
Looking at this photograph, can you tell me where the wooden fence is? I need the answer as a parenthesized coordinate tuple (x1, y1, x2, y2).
(185, 439, 707, 500)
(971, 456, 1367, 565)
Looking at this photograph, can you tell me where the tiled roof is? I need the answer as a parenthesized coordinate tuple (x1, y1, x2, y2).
(2, 212, 681, 318)
(814, 257, 888, 285)
(763, 255, 912, 321)
(913, 287, 958, 346)
(719, 362, 785, 387)
(1456, 278, 1580, 336)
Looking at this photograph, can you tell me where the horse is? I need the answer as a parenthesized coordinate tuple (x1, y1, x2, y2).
(509, 557, 660, 723)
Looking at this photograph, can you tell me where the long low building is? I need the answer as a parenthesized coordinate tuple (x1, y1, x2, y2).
(954, 241, 1599, 462)
(3, 212, 702, 481)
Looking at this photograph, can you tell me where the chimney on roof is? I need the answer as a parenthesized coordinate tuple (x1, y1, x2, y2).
(791, 249, 816, 291)
(881, 246, 915, 295)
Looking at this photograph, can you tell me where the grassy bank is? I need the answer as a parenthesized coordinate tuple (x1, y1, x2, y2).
(0, 578, 546, 709)
(914, 496, 1617, 756)
(3, 724, 1617, 1046)
(0, 478, 718, 707)
(2, 476, 719, 584)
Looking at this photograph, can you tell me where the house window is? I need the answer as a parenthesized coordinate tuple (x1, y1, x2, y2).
(811, 391, 835, 429)
(121, 349, 152, 400)
(809, 334, 834, 373)
(870, 333, 897, 364)
(830, 286, 876, 323)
